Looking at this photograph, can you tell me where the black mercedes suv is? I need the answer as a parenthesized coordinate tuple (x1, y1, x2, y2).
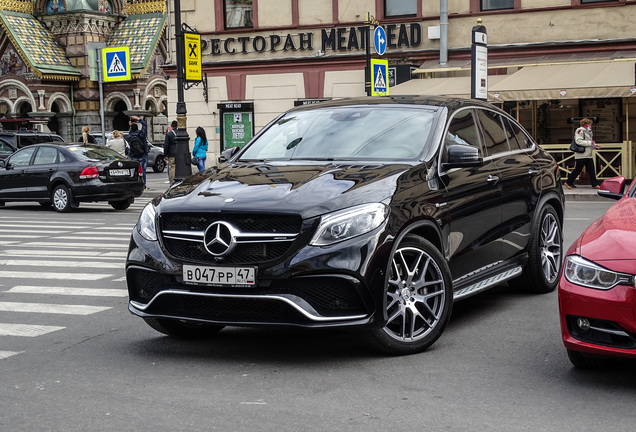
(126, 96, 565, 355)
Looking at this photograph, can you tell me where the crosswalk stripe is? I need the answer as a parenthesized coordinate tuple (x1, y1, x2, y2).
(0, 302, 111, 315)
(0, 350, 24, 359)
(0, 229, 70, 234)
(0, 323, 65, 337)
(0, 250, 127, 258)
(6, 286, 128, 297)
(0, 271, 111, 280)
(20, 242, 127, 249)
(0, 259, 122, 268)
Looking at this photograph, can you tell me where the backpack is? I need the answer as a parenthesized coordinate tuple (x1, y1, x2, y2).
(129, 135, 145, 157)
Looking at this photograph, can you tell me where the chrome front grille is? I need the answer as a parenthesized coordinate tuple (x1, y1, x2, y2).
(159, 212, 303, 264)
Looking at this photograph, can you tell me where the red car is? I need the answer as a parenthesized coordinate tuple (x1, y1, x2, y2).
(559, 176, 636, 368)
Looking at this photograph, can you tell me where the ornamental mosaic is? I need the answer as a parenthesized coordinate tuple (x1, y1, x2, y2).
(0, 48, 24, 76)
(4, 14, 73, 68)
(108, 15, 164, 67)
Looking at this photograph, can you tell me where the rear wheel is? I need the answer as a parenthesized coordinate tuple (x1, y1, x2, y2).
(510, 204, 562, 293)
(52, 184, 73, 213)
(153, 156, 166, 173)
(143, 317, 225, 338)
(109, 198, 133, 211)
(567, 349, 614, 369)
(359, 235, 453, 355)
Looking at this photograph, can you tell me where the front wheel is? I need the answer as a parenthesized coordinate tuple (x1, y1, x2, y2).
(359, 235, 453, 355)
(143, 317, 225, 338)
(153, 156, 166, 173)
(510, 204, 562, 293)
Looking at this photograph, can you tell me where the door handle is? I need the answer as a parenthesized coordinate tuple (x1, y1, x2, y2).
(487, 175, 500, 185)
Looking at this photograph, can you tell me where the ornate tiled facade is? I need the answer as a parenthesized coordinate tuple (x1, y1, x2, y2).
(0, 0, 167, 141)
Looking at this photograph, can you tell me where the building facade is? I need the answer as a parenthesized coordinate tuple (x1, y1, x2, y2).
(166, 0, 636, 179)
(0, 0, 168, 142)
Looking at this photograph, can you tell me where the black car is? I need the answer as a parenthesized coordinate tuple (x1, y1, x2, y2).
(0, 130, 64, 148)
(0, 143, 144, 212)
(126, 96, 565, 354)
(0, 137, 16, 160)
(92, 132, 166, 173)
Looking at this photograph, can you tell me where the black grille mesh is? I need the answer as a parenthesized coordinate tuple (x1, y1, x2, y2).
(159, 212, 302, 264)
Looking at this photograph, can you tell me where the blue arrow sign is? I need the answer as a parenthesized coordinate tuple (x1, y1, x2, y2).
(374, 26, 387, 56)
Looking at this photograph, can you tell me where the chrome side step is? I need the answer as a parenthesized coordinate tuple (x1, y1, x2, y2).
(453, 266, 523, 301)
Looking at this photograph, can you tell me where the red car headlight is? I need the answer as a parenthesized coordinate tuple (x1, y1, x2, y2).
(564, 255, 634, 290)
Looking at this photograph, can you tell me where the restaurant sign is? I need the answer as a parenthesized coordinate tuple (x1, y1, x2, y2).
(202, 23, 423, 57)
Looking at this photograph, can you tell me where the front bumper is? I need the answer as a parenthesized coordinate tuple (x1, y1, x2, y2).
(126, 224, 390, 329)
(558, 273, 636, 358)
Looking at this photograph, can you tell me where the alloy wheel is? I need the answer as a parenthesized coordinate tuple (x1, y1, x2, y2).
(540, 212, 562, 284)
(383, 245, 447, 342)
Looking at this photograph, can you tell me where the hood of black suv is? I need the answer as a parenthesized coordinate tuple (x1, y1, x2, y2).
(157, 161, 415, 218)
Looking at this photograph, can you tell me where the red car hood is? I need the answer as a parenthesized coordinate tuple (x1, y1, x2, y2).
(579, 198, 636, 261)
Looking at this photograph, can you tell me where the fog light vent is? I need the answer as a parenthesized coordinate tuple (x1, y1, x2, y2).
(576, 317, 591, 332)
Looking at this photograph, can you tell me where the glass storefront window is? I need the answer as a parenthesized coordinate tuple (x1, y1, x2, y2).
(225, 0, 253, 29)
(385, 0, 416, 17)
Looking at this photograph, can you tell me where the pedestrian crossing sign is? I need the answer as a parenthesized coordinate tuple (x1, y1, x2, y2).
(371, 58, 389, 96)
(102, 47, 131, 82)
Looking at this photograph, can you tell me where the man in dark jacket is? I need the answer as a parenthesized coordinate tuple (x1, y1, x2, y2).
(128, 115, 149, 188)
(163, 120, 178, 184)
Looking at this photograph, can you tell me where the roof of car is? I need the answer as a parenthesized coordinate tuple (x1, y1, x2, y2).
(288, 95, 496, 113)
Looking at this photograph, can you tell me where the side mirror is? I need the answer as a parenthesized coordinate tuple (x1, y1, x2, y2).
(597, 176, 626, 201)
(442, 144, 483, 170)
(218, 146, 240, 163)
(0, 159, 6, 169)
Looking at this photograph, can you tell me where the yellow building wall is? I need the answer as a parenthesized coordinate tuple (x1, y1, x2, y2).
(258, 0, 293, 28)
(337, 0, 374, 22)
(299, 0, 332, 25)
(324, 70, 366, 98)
(246, 73, 305, 131)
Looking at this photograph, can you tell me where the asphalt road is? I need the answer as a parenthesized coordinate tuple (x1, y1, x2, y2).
(1, 182, 634, 432)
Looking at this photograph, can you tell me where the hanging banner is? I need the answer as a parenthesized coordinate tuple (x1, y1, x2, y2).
(184, 32, 202, 82)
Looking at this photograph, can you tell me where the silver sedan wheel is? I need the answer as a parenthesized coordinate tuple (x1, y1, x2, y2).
(383, 245, 447, 342)
(52, 185, 71, 212)
(540, 212, 562, 284)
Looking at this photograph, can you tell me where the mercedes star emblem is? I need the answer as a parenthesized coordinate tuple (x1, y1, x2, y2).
(203, 221, 235, 256)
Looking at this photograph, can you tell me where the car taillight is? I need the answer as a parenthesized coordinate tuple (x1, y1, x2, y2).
(138, 164, 143, 175)
(79, 166, 99, 179)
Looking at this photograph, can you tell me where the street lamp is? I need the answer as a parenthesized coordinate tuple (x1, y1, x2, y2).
(173, 0, 191, 181)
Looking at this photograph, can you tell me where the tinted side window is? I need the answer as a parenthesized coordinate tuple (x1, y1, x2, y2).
(445, 110, 483, 157)
(19, 135, 38, 147)
(9, 147, 36, 166)
(33, 147, 59, 165)
(504, 118, 532, 150)
(476, 109, 510, 157)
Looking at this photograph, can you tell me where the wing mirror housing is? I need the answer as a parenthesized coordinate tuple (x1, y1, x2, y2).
(442, 144, 483, 170)
(218, 146, 240, 163)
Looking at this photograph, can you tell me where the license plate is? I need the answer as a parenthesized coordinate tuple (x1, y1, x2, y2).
(182, 264, 257, 287)
(110, 169, 131, 176)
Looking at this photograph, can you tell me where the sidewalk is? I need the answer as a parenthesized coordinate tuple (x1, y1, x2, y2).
(562, 184, 607, 202)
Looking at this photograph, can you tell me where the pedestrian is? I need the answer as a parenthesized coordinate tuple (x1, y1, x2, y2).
(81, 126, 96, 144)
(192, 126, 208, 172)
(163, 120, 178, 184)
(128, 115, 149, 188)
(565, 118, 601, 190)
(106, 129, 127, 156)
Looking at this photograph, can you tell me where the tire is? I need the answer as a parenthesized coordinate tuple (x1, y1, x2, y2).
(52, 184, 73, 213)
(567, 349, 614, 369)
(359, 235, 453, 355)
(510, 204, 562, 293)
(153, 156, 166, 173)
(143, 317, 225, 338)
(110, 198, 133, 211)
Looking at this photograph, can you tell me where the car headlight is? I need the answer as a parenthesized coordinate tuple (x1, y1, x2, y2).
(563, 255, 633, 290)
(137, 203, 157, 241)
(310, 203, 388, 246)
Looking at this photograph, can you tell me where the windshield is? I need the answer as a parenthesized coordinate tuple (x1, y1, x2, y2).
(239, 106, 436, 161)
(67, 145, 124, 162)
